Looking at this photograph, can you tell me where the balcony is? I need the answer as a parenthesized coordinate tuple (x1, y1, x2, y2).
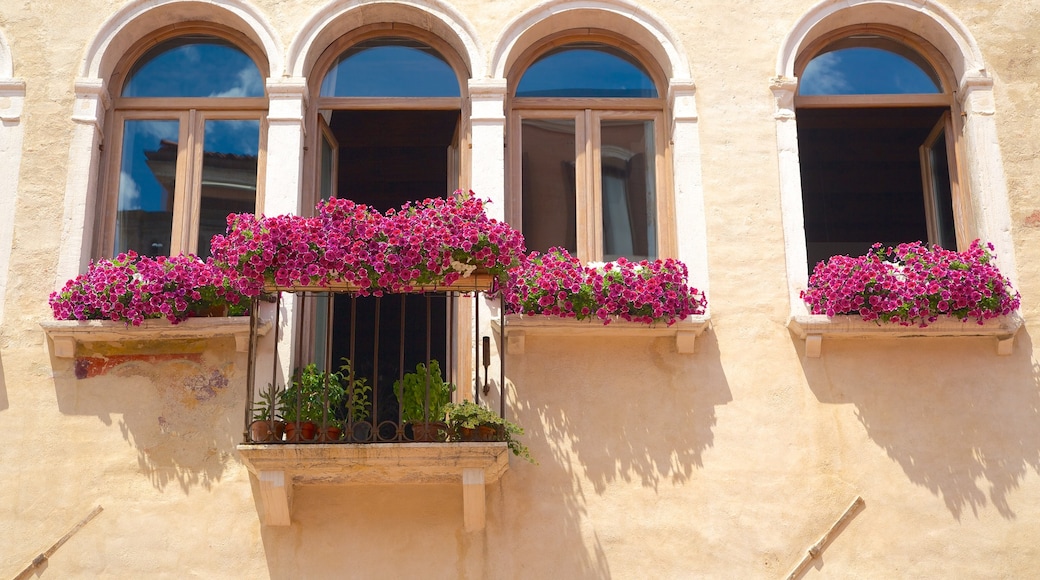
(237, 281, 513, 531)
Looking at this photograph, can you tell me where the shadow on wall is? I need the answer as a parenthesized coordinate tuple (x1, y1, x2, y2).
(51, 339, 244, 494)
(800, 330, 1040, 520)
(487, 332, 731, 575)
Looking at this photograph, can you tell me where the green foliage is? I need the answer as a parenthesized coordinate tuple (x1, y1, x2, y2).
(280, 363, 345, 424)
(251, 383, 281, 422)
(444, 401, 534, 463)
(392, 360, 455, 424)
(339, 358, 371, 422)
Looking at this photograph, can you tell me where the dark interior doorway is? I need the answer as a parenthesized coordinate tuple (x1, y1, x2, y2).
(325, 109, 461, 429)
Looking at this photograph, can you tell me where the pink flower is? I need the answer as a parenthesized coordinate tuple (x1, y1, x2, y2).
(801, 240, 1019, 327)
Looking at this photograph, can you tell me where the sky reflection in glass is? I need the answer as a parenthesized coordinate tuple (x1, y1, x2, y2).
(800, 47, 941, 95)
(320, 39, 459, 97)
(123, 36, 264, 98)
(516, 45, 657, 98)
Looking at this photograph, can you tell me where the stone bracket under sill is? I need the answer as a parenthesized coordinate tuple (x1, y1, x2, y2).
(236, 443, 510, 531)
(787, 312, 1023, 358)
(494, 314, 711, 355)
(41, 316, 270, 358)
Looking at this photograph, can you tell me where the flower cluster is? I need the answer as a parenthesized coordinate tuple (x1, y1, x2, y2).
(801, 240, 1020, 326)
(502, 247, 707, 325)
(49, 252, 247, 326)
(210, 191, 526, 296)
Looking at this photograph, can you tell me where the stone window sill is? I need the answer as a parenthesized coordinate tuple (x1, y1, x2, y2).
(236, 442, 510, 530)
(787, 312, 1023, 357)
(41, 316, 270, 358)
(495, 314, 710, 354)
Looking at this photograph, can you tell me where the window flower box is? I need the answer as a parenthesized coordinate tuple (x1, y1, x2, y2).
(795, 241, 1021, 356)
(48, 252, 248, 326)
(210, 192, 524, 297)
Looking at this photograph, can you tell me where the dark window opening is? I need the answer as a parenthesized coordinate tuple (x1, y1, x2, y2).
(318, 109, 461, 433)
(797, 106, 951, 271)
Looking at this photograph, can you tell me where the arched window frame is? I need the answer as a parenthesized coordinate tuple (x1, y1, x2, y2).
(793, 25, 975, 263)
(506, 30, 677, 262)
(773, 3, 1018, 318)
(301, 24, 471, 213)
(297, 24, 476, 382)
(96, 24, 270, 258)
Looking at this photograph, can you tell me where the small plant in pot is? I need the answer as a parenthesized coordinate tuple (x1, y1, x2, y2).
(445, 401, 534, 463)
(393, 360, 455, 442)
(340, 358, 373, 442)
(281, 363, 345, 442)
(249, 384, 285, 442)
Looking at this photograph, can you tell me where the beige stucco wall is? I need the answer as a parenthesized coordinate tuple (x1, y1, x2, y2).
(2, 0, 1040, 577)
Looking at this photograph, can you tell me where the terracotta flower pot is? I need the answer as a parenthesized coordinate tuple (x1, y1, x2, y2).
(410, 421, 449, 442)
(284, 421, 318, 442)
(249, 420, 285, 442)
(459, 424, 498, 442)
(320, 426, 342, 442)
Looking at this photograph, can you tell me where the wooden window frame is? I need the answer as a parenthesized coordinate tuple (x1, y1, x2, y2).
(793, 26, 973, 252)
(507, 34, 675, 262)
(97, 27, 269, 258)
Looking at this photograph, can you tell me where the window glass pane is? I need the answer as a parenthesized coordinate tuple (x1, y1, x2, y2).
(516, 43, 658, 98)
(601, 120, 656, 261)
(800, 37, 942, 95)
(521, 118, 577, 254)
(196, 119, 260, 257)
(123, 35, 264, 98)
(320, 131, 335, 201)
(320, 38, 459, 97)
(926, 128, 957, 249)
(115, 119, 179, 256)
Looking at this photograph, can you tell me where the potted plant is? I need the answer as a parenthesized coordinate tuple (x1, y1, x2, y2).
(249, 383, 285, 442)
(340, 358, 373, 442)
(393, 360, 455, 442)
(281, 363, 346, 442)
(445, 401, 534, 463)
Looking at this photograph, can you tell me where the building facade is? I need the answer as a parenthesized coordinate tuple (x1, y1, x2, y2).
(2, 0, 1040, 577)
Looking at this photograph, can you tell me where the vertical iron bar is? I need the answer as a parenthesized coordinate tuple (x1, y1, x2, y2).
(293, 293, 307, 441)
(474, 290, 481, 402)
(500, 292, 506, 420)
(325, 292, 335, 438)
(446, 293, 454, 396)
(372, 296, 381, 439)
(398, 294, 406, 441)
(425, 293, 432, 425)
(244, 297, 259, 441)
(349, 295, 358, 438)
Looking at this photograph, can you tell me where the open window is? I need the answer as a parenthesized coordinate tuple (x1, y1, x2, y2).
(100, 33, 267, 258)
(305, 33, 471, 433)
(509, 39, 672, 262)
(795, 32, 967, 272)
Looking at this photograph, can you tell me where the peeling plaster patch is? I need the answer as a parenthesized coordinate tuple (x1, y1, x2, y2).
(184, 369, 230, 402)
(73, 353, 204, 379)
(1024, 210, 1040, 227)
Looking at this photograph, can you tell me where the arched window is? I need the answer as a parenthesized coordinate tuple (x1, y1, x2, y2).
(796, 32, 964, 271)
(306, 30, 469, 411)
(100, 33, 267, 258)
(509, 39, 671, 262)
